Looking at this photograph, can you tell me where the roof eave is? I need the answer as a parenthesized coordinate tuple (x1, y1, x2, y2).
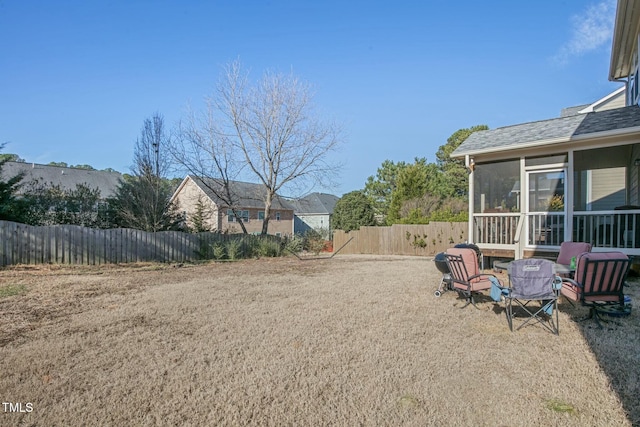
(609, 0, 640, 81)
(452, 125, 640, 158)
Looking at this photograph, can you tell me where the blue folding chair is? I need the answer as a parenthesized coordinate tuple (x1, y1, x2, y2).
(501, 259, 562, 335)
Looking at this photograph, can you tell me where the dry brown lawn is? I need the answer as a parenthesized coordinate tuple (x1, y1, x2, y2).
(0, 255, 638, 426)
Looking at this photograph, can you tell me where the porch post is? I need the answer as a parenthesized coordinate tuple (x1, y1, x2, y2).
(566, 150, 574, 242)
(517, 157, 526, 259)
(467, 155, 474, 243)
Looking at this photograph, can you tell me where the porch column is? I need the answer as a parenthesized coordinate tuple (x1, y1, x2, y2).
(467, 155, 474, 243)
(516, 157, 526, 259)
(566, 150, 574, 242)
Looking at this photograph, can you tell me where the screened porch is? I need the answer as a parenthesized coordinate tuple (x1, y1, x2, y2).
(470, 143, 640, 258)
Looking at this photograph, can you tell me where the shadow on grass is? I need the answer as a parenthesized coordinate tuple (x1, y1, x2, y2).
(561, 277, 640, 426)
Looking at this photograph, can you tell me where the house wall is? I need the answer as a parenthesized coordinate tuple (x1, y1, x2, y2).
(631, 145, 640, 205)
(221, 208, 293, 236)
(172, 177, 294, 235)
(589, 167, 626, 210)
(172, 178, 220, 231)
(596, 91, 626, 110)
(294, 214, 331, 238)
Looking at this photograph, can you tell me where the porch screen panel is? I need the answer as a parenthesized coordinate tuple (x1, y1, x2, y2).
(473, 159, 520, 214)
(527, 170, 565, 247)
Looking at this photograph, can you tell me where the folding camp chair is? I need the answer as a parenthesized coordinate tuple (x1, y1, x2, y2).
(444, 247, 501, 309)
(561, 251, 630, 328)
(503, 258, 561, 335)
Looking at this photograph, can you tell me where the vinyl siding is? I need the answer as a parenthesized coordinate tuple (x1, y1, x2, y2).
(589, 167, 627, 210)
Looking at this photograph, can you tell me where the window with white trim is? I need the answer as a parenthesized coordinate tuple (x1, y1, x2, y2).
(227, 209, 249, 222)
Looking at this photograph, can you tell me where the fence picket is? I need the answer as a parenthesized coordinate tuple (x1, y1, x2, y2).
(332, 223, 468, 257)
(0, 221, 277, 266)
(0, 220, 469, 266)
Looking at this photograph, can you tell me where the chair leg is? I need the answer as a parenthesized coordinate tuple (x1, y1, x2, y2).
(456, 290, 477, 309)
(506, 300, 514, 331)
(508, 299, 559, 334)
(470, 294, 482, 309)
(592, 307, 622, 328)
(589, 308, 604, 329)
(563, 296, 576, 308)
(577, 308, 611, 329)
(460, 295, 479, 309)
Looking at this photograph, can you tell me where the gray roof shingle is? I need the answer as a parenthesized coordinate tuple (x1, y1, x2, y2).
(189, 176, 294, 210)
(289, 192, 339, 215)
(2, 162, 122, 197)
(452, 105, 640, 157)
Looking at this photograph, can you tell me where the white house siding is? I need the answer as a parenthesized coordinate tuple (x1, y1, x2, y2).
(294, 214, 330, 236)
(595, 91, 626, 111)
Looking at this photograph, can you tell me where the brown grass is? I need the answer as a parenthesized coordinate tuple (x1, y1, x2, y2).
(0, 255, 638, 426)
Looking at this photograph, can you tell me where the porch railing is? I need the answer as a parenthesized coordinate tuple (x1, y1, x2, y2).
(473, 210, 640, 250)
(473, 213, 520, 246)
(528, 212, 564, 246)
(574, 210, 640, 249)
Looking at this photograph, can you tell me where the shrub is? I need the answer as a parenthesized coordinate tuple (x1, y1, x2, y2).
(303, 229, 326, 254)
(212, 242, 226, 260)
(284, 234, 304, 254)
(226, 238, 242, 260)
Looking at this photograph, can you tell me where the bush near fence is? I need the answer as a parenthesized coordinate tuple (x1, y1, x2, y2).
(0, 220, 283, 266)
(332, 222, 468, 256)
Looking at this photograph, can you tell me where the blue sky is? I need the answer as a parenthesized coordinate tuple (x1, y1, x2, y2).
(0, 0, 621, 196)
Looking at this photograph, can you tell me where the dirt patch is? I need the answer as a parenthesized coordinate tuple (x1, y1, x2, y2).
(0, 255, 638, 426)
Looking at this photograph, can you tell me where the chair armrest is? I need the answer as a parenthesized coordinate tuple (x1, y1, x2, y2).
(561, 277, 583, 289)
(553, 276, 563, 290)
(469, 273, 503, 285)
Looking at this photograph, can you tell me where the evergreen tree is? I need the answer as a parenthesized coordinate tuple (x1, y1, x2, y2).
(332, 191, 376, 232)
(0, 144, 26, 221)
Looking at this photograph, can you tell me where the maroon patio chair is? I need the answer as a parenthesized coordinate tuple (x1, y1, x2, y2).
(556, 241, 592, 266)
(560, 251, 630, 327)
(444, 247, 502, 309)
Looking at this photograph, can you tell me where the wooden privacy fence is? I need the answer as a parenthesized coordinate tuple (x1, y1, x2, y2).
(0, 221, 278, 266)
(332, 222, 468, 256)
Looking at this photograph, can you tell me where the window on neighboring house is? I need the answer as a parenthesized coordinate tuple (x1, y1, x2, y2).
(275, 232, 281, 237)
(275, 212, 281, 221)
(227, 209, 250, 222)
(258, 211, 265, 220)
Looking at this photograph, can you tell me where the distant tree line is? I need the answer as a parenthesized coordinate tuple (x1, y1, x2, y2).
(332, 125, 487, 231)
(0, 116, 188, 232)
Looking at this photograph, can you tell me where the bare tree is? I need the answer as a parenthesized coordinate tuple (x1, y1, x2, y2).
(170, 100, 249, 233)
(111, 113, 184, 232)
(221, 61, 342, 234)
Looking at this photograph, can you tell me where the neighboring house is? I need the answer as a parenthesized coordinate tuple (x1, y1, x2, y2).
(289, 192, 339, 237)
(450, 0, 640, 260)
(2, 161, 122, 198)
(170, 175, 295, 236)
